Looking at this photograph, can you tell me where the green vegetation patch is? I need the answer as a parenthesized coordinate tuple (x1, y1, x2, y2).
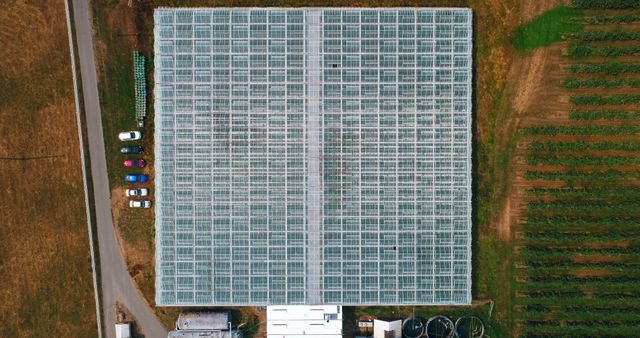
(570, 94, 640, 105)
(513, 7, 583, 52)
(564, 77, 640, 89)
(569, 44, 640, 58)
(568, 62, 640, 75)
(572, 0, 640, 9)
(582, 12, 640, 24)
(569, 109, 640, 120)
(524, 125, 640, 135)
(530, 141, 640, 152)
(568, 29, 640, 41)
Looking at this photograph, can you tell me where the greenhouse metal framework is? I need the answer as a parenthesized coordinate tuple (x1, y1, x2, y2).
(154, 8, 473, 306)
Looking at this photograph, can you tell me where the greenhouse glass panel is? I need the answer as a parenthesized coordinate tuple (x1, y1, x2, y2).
(154, 7, 472, 306)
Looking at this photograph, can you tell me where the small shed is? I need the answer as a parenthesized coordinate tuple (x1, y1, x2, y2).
(177, 310, 231, 331)
(373, 319, 402, 338)
(115, 323, 131, 338)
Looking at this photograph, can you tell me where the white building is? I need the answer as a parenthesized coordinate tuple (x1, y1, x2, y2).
(115, 323, 131, 338)
(373, 319, 402, 338)
(267, 305, 342, 338)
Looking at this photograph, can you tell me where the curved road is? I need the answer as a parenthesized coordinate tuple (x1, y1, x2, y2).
(71, 1, 168, 337)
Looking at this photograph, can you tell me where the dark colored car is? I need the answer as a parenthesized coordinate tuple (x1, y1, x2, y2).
(124, 174, 148, 183)
(121, 146, 143, 154)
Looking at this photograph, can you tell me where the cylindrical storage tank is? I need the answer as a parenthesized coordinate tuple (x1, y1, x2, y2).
(402, 317, 424, 338)
(455, 316, 485, 338)
(425, 315, 455, 338)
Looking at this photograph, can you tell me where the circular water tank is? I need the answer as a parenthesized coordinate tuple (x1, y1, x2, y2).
(455, 316, 485, 338)
(402, 317, 424, 338)
(425, 316, 455, 338)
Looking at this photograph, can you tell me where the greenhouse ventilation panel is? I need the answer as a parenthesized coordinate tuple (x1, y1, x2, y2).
(154, 8, 473, 306)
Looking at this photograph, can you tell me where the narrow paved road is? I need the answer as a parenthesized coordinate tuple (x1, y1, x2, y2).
(71, 1, 168, 337)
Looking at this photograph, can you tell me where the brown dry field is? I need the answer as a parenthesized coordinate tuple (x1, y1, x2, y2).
(0, 0, 97, 337)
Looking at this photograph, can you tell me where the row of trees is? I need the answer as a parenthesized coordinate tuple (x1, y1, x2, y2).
(568, 62, 640, 74)
(570, 94, 640, 105)
(569, 44, 640, 57)
(524, 125, 639, 135)
(581, 13, 640, 24)
(529, 140, 640, 152)
(569, 29, 640, 41)
(569, 109, 639, 120)
(564, 77, 640, 89)
(524, 170, 640, 181)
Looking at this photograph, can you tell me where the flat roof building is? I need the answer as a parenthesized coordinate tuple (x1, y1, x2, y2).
(154, 8, 472, 306)
(267, 305, 342, 338)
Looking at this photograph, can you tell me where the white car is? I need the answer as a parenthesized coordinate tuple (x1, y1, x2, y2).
(119, 131, 142, 141)
(126, 188, 149, 197)
(129, 200, 151, 208)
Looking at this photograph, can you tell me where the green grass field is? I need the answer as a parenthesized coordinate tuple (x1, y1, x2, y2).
(513, 7, 583, 52)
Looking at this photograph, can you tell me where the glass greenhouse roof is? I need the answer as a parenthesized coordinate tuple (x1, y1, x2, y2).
(154, 8, 472, 306)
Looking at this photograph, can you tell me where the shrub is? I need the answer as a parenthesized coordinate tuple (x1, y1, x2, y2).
(524, 125, 640, 135)
(569, 30, 640, 41)
(582, 13, 640, 24)
(567, 62, 640, 75)
(570, 94, 640, 105)
(568, 44, 640, 57)
(563, 77, 640, 88)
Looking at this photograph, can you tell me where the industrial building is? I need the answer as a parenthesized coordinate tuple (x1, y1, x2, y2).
(154, 8, 473, 306)
(267, 305, 342, 337)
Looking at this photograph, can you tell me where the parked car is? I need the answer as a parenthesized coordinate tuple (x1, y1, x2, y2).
(129, 200, 152, 208)
(126, 188, 149, 197)
(121, 146, 143, 154)
(124, 159, 146, 168)
(119, 131, 142, 141)
(124, 174, 148, 183)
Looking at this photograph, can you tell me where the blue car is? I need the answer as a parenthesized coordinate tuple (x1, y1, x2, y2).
(124, 174, 148, 183)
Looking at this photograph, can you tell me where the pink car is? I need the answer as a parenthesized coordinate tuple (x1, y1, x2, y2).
(123, 159, 146, 168)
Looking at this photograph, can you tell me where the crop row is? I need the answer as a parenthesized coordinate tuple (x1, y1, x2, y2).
(524, 170, 640, 181)
(521, 245, 640, 255)
(527, 204, 640, 214)
(526, 215, 640, 227)
(569, 109, 640, 120)
(527, 155, 640, 166)
(564, 77, 640, 88)
(527, 186, 640, 197)
(524, 125, 640, 135)
(520, 323, 640, 337)
(569, 44, 640, 58)
(524, 261, 639, 270)
(521, 293, 640, 303)
(568, 29, 640, 41)
(572, 0, 640, 9)
(567, 62, 640, 74)
(581, 13, 640, 24)
(521, 308, 640, 321)
(570, 94, 640, 105)
(530, 140, 640, 152)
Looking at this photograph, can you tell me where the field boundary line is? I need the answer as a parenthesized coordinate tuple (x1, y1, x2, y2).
(64, 0, 103, 337)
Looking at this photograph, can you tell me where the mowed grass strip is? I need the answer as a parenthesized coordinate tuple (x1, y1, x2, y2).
(513, 7, 583, 51)
(0, 1, 97, 336)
